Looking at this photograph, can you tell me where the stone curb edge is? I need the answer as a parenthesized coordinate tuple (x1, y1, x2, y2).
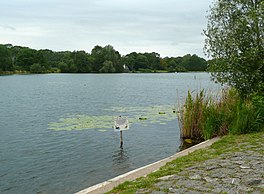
(76, 137, 221, 194)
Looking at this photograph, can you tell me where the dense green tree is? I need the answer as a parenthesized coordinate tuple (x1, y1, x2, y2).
(90, 45, 121, 73)
(204, 0, 264, 95)
(8, 45, 21, 68)
(99, 60, 116, 73)
(135, 55, 149, 70)
(158, 58, 168, 71)
(30, 63, 43, 73)
(16, 48, 39, 71)
(0, 45, 13, 71)
(71, 51, 92, 73)
(38, 49, 56, 69)
(143, 52, 161, 70)
(59, 51, 73, 66)
(105, 46, 122, 72)
(0, 43, 208, 74)
(163, 57, 187, 72)
(55, 51, 75, 72)
(67, 63, 78, 73)
(122, 52, 137, 71)
(103, 45, 120, 63)
(91, 45, 105, 72)
(167, 59, 177, 72)
(181, 54, 207, 71)
(58, 61, 68, 73)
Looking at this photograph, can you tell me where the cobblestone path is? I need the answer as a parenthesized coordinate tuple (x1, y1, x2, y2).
(135, 134, 264, 194)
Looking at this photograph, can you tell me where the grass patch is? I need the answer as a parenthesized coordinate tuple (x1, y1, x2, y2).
(107, 131, 264, 194)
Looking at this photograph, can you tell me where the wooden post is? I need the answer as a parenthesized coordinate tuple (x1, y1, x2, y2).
(120, 130, 123, 148)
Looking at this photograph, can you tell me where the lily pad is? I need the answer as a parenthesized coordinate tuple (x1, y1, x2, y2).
(48, 104, 177, 131)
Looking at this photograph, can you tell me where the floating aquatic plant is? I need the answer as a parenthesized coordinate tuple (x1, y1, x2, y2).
(48, 105, 177, 131)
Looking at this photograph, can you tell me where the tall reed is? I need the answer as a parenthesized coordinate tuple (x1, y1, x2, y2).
(179, 89, 208, 139)
(179, 88, 263, 140)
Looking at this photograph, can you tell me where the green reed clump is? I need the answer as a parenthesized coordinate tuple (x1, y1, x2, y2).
(179, 90, 207, 139)
(179, 88, 263, 140)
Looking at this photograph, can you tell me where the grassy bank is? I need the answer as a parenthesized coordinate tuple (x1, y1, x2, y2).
(107, 131, 264, 194)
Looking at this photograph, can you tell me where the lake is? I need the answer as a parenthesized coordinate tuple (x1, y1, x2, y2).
(0, 73, 220, 194)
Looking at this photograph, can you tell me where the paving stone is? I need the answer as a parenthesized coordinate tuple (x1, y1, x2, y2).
(222, 177, 241, 185)
(134, 136, 264, 194)
(209, 172, 226, 179)
(189, 174, 202, 180)
(194, 186, 211, 192)
(158, 175, 175, 181)
(136, 189, 150, 194)
(182, 180, 205, 189)
(232, 160, 245, 165)
(247, 179, 262, 186)
(237, 185, 254, 192)
(154, 181, 174, 190)
(240, 165, 251, 169)
(151, 191, 166, 194)
(168, 187, 187, 193)
(203, 176, 218, 183)
(184, 190, 204, 194)
(205, 165, 219, 171)
(211, 185, 236, 193)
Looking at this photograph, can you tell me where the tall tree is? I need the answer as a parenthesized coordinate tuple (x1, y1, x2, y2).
(16, 48, 39, 71)
(91, 45, 105, 72)
(135, 55, 149, 70)
(0, 45, 13, 71)
(99, 60, 115, 73)
(181, 54, 207, 71)
(103, 45, 122, 72)
(143, 52, 161, 70)
(123, 52, 138, 71)
(91, 45, 121, 73)
(71, 51, 92, 73)
(204, 0, 264, 95)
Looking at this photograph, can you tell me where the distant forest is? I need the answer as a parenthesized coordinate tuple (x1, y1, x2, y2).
(0, 44, 207, 74)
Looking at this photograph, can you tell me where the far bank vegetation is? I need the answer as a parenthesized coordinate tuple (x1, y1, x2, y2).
(0, 44, 207, 74)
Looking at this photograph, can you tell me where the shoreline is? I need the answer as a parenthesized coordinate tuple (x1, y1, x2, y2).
(0, 71, 208, 76)
(76, 137, 220, 194)
(105, 132, 264, 194)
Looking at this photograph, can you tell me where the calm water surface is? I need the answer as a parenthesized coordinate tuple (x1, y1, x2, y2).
(0, 73, 220, 194)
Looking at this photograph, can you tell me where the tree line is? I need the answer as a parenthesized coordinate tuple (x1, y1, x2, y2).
(0, 44, 207, 74)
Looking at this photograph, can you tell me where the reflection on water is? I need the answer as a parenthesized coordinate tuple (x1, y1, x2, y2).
(112, 147, 131, 175)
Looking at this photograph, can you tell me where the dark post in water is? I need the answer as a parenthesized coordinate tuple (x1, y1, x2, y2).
(120, 130, 123, 148)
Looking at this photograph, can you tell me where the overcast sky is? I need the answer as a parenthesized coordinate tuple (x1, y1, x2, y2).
(0, 0, 214, 58)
